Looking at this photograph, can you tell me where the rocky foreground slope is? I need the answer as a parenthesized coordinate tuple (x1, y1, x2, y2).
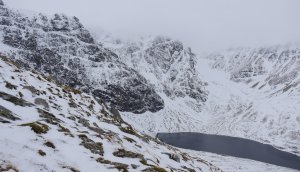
(0, 56, 222, 171)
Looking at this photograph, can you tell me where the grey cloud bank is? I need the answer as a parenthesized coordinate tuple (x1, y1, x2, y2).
(5, 0, 300, 52)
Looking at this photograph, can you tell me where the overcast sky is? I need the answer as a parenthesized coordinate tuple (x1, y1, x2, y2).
(4, 0, 300, 52)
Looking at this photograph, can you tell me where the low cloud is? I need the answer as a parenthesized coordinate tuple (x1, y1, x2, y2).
(5, 0, 300, 52)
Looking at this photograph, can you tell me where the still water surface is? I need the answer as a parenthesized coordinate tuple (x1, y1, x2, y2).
(157, 132, 300, 171)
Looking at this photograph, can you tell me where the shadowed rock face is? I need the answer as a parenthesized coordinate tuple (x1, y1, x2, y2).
(144, 37, 208, 102)
(0, 5, 164, 113)
(111, 36, 208, 105)
(93, 83, 163, 113)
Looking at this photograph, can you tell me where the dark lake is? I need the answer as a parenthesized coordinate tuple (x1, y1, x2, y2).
(156, 132, 300, 171)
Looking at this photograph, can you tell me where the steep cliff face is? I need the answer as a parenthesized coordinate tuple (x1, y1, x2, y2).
(113, 36, 208, 103)
(0, 3, 163, 114)
(111, 36, 208, 104)
(98, 36, 210, 134)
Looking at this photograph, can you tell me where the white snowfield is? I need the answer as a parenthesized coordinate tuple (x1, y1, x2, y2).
(186, 149, 299, 172)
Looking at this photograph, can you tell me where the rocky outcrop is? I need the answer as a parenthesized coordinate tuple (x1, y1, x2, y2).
(108, 36, 208, 108)
(0, 105, 20, 122)
(0, 5, 163, 113)
(144, 37, 208, 102)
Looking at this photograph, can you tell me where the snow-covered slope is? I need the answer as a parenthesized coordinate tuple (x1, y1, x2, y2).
(198, 47, 300, 155)
(0, 56, 224, 172)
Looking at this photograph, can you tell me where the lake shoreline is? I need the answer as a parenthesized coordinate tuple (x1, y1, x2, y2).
(157, 132, 300, 171)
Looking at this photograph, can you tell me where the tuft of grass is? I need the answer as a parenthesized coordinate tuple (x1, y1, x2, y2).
(58, 124, 73, 137)
(58, 124, 70, 133)
(119, 126, 140, 137)
(37, 109, 60, 125)
(63, 85, 81, 94)
(115, 165, 129, 172)
(20, 122, 49, 134)
(113, 149, 143, 159)
(140, 159, 148, 166)
(96, 157, 128, 172)
(96, 157, 111, 164)
(140, 158, 168, 172)
(124, 136, 136, 143)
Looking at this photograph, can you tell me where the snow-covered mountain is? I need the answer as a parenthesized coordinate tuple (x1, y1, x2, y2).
(101, 35, 300, 157)
(0, 1, 300, 171)
(98, 33, 300, 157)
(0, 2, 163, 114)
(0, 1, 209, 134)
